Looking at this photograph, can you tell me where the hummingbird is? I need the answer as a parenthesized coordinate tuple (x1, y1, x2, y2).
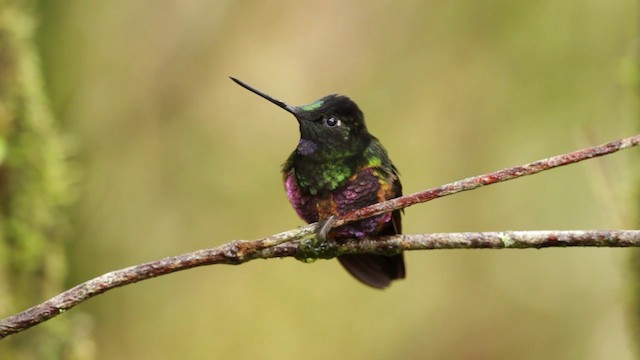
(231, 77, 405, 289)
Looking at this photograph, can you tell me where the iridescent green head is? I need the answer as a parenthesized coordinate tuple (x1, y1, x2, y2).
(231, 77, 372, 158)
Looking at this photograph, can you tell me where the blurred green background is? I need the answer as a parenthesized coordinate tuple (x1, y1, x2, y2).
(8, 0, 640, 359)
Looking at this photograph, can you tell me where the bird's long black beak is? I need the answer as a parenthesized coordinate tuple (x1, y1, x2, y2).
(230, 77, 297, 116)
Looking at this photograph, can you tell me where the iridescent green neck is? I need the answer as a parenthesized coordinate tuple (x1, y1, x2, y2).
(296, 161, 352, 195)
(284, 137, 392, 195)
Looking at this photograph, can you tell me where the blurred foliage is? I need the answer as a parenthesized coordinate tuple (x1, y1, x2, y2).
(0, 0, 90, 359)
(633, 20, 640, 360)
(0, 0, 634, 359)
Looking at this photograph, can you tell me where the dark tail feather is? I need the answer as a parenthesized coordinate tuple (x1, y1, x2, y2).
(338, 253, 405, 289)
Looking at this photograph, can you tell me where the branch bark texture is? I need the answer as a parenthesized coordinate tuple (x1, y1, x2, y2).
(0, 134, 638, 339)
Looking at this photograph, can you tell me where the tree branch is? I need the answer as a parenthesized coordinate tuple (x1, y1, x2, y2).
(1, 134, 638, 339)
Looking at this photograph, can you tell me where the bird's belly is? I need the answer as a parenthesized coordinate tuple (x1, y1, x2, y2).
(285, 169, 393, 239)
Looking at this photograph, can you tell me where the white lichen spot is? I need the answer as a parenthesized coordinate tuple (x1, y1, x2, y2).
(499, 233, 515, 248)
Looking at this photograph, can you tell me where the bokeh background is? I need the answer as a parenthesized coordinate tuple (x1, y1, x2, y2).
(8, 0, 640, 359)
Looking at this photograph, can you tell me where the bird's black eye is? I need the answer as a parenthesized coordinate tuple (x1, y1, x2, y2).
(324, 117, 340, 127)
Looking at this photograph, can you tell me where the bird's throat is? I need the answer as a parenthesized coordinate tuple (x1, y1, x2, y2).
(296, 139, 318, 156)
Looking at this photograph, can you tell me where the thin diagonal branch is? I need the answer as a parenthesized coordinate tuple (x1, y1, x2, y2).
(335, 134, 640, 226)
(0, 134, 638, 339)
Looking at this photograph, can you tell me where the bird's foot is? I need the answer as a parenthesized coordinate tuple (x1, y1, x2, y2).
(295, 216, 340, 263)
(316, 215, 337, 242)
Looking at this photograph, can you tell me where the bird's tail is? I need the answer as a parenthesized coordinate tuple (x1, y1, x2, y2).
(337, 253, 405, 289)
